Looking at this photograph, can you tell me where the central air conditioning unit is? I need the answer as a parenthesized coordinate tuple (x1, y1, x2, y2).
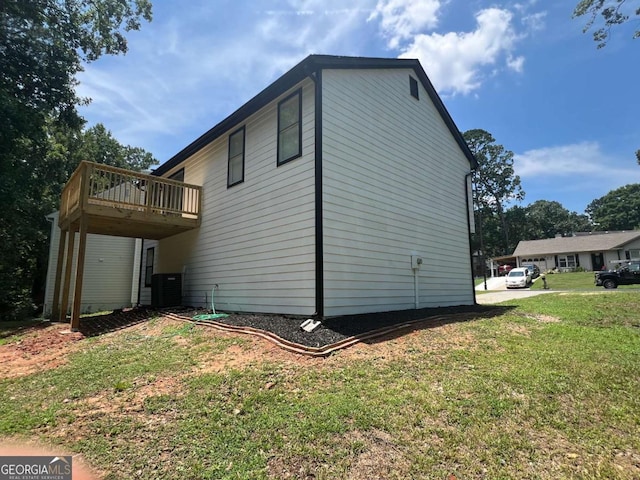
(151, 273, 182, 308)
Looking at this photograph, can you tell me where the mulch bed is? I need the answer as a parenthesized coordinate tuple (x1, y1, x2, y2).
(77, 307, 157, 337)
(167, 304, 509, 348)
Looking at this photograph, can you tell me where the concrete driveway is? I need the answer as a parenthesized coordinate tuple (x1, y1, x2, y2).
(474, 276, 554, 304)
(475, 289, 555, 304)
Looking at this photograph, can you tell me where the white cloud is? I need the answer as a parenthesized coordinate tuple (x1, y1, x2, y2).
(514, 142, 640, 211)
(76, 0, 374, 157)
(368, 0, 444, 48)
(516, 142, 605, 177)
(507, 55, 525, 73)
(399, 8, 520, 94)
(522, 11, 547, 32)
(515, 142, 640, 183)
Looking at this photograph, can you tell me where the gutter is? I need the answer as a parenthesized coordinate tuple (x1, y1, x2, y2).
(308, 67, 324, 318)
(465, 171, 478, 305)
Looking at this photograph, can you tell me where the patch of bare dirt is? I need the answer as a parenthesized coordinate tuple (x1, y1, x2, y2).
(266, 429, 410, 480)
(0, 322, 85, 379)
(196, 336, 322, 373)
(266, 456, 325, 480)
(327, 321, 485, 364)
(0, 306, 496, 386)
(344, 429, 410, 480)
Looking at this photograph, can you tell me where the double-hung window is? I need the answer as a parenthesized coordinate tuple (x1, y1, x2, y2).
(228, 126, 245, 187)
(277, 90, 302, 165)
(558, 254, 576, 268)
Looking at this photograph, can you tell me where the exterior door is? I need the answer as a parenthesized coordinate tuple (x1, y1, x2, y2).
(591, 252, 604, 271)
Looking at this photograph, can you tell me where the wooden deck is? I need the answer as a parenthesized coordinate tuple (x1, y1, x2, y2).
(54, 161, 202, 330)
(59, 161, 202, 239)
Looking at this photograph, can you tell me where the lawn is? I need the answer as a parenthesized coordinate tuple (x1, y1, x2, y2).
(531, 271, 640, 291)
(1, 294, 639, 479)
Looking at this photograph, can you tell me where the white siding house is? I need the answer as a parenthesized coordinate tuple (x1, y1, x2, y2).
(321, 69, 474, 315)
(140, 55, 477, 317)
(44, 212, 141, 315)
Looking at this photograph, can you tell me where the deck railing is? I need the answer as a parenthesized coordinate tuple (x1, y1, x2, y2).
(59, 161, 202, 226)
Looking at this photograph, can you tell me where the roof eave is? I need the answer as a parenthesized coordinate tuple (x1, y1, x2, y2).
(152, 54, 478, 176)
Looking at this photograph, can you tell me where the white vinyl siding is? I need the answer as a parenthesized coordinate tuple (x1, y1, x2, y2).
(44, 212, 141, 316)
(155, 79, 316, 315)
(321, 69, 474, 316)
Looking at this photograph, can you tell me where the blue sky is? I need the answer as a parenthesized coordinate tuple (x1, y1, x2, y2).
(76, 0, 640, 215)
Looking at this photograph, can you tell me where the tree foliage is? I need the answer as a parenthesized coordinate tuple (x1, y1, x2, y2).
(464, 129, 524, 255)
(573, 0, 640, 48)
(474, 201, 593, 260)
(521, 200, 592, 239)
(0, 0, 153, 319)
(586, 184, 640, 230)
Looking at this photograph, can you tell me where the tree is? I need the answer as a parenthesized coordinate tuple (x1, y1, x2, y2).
(522, 200, 593, 239)
(464, 129, 525, 255)
(76, 124, 156, 171)
(0, 0, 153, 319)
(586, 184, 640, 230)
(573, 0, 640, 48)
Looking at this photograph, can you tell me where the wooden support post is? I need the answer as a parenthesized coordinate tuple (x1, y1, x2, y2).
(51, 228, 68, 320)
(70, 215, 88, 331)
(60, 224, 77, 323)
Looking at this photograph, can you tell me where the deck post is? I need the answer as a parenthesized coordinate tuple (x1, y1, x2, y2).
(70, 215, 88, 331)
(51, 227, 68, 320)
(59, 224, 77, 323)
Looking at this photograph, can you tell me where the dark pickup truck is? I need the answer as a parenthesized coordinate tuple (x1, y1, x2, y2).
(595, 260, 640, 289)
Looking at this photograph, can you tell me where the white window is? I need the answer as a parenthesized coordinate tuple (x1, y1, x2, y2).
(228, 127, 245, 187)
(277, 90, 301, 165)
(558, 255, 576, 268)
(629, 249, 640, 259)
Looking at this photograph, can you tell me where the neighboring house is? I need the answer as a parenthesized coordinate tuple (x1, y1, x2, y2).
(139, 55, 477, 317)
(44, 212, 142, 316)
(512, 231, 640, 272)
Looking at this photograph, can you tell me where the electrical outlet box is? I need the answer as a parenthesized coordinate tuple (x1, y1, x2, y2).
(411, 255, 423, 270)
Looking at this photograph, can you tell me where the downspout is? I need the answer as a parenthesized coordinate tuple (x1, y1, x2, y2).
(307, 66, 324, 317)
(414, 265, 420, 309)
(465, 171, 478, 305)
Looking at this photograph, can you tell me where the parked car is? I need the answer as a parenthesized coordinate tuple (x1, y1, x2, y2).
(505, 267, 532, 288)
(595, 260, 640, 289)
(498, 264, 514, 276)
(522, 264, 540, 279)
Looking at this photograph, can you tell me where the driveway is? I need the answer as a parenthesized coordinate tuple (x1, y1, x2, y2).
(475, 276, 508, 291)
(475, 276, 554, 304)
(475, 289, 555, 304)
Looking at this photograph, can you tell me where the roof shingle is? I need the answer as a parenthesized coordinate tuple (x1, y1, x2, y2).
(513, 231, 640, 257)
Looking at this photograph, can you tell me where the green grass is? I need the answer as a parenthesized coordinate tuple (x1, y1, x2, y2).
(474, 276, 486, 286)
(531, 271, 640, 290)
(1, 295, 639, 479)
(0, 318, 47, 345)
